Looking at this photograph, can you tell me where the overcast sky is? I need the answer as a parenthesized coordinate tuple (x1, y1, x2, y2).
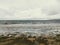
(0, 0, 60, 20)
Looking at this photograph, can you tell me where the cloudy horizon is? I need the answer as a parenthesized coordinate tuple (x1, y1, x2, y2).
(0, 0, 60, 20)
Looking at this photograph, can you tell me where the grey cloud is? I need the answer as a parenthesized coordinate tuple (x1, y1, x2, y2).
(43, 9, 59, 15)
(57, 0, 60, 2)
(0, 0, 60, 20)
(41, 7, 60, 15)
(47, 11, 59, 15)
(0, 8, 15, 16)
(40, 0, 60, 15)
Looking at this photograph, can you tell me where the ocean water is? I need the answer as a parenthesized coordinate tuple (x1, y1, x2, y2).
(0, 24, 60, 34)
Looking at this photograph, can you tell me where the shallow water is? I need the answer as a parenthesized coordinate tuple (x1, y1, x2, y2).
(0, 24, 60, 34)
